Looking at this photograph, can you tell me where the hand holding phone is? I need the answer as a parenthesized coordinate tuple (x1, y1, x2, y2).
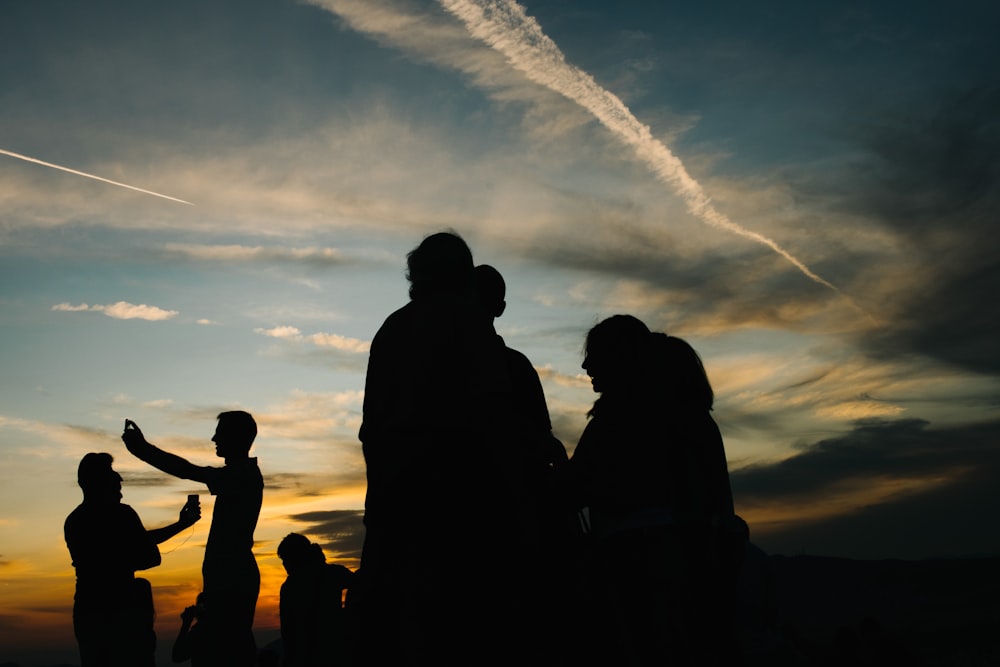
(180, 494, 202, 526)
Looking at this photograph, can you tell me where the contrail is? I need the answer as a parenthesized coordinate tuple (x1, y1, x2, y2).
(439, 0, 839, 293)
(0, 148, 193, 206)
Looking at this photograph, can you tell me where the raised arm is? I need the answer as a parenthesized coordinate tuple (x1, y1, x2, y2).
(146, 498, 201, 545)
(122, 419, 211, 483)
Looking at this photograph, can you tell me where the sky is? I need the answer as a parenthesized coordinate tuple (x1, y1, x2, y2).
(2, 0, 999, 662)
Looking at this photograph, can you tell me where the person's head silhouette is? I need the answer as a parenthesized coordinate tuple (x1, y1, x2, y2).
(583, 314, 651, 395)
(406, 231, 474, 300)
(474, 264, 507, 320)
(77, 452, 123, 504)
(212, 410, 256, 461)
(278, 532, 324, 576)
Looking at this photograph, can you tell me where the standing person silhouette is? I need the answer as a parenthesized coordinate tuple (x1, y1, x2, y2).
(356, 231, 518, 664)
(65, 452, 201, 667)
(473, 263, 570, 662)
(122, 411, 263, 667)
(566, 315, 737, 666)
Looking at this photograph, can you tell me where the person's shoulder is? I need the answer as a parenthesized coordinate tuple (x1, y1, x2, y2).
(370, 302, 417, 344)
(64, 502, 87, 529)
(378, 302, 417, 328)
(504, 345, 535, 370)
(217, 458, 261, 477)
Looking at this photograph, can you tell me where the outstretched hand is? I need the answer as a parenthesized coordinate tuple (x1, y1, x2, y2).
(121, 418, 149, 453)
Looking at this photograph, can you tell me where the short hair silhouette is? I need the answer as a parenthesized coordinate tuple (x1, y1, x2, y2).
(474, 264, 507, 318)
(216, 410, 257, 451)
(77, 452, 119, 493)
(405, 231, 474, 300)
(277, 532, 326, 575)
(277, 532, 311, 562)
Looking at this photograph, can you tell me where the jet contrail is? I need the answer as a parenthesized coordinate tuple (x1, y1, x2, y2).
(0, 148, 193, 206)
(439, 0, 839, 293)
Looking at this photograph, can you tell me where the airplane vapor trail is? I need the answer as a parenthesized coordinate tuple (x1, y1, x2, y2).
(439, 0, 839, 293)
(0, 148, 193, 206)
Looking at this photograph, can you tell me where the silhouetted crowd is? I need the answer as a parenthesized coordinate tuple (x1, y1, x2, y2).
(65, 231, 747, 666)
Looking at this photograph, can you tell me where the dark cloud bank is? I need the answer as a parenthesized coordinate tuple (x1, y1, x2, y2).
(846, 87, 1000, 376)
(733, 417, 1000, 559)
(286, 509, 365, 562)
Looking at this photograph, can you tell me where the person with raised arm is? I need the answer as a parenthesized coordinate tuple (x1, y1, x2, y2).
(122, 411, 263, 667)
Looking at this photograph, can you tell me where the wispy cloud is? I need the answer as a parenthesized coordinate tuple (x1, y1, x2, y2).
(255, 326, 371, 353)
(52, 301, 178, 321)
(437, 0, 840, 295)
(162, 243, 346, 266)
(0, 147, 193, 206)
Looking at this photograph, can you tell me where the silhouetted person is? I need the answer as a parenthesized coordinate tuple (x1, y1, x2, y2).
(474, 263, 572, 659)
(277, 533, 354, 667)
(173, 592, 209, 665)
(474, 264, 567, 472)
(565, 315, 739, 665)
(65, 452, 201, 667)
(357, 231, 523, 663)
(123, 412, 263, 667)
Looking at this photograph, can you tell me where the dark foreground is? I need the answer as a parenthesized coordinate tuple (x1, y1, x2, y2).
(4, 552, 999, 666)
(740, 551, 1000, 666)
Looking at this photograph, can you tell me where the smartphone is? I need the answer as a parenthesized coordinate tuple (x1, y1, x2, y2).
(187, 494, 199, 505)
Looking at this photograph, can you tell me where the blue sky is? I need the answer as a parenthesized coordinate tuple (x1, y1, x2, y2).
(2, 0, 999, 661)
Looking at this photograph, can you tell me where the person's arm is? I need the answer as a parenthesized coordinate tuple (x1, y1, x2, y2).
(147, 499, 201, 545)
(171, 606, 197, 662)
(122, 419, 211, 483)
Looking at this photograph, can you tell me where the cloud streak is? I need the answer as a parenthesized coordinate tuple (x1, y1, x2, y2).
(162, 243, 346, 266)
(438, 0, 840, 295)
(255, 326, 371, 353)
(0, 147, 193, 206)
(52, 301, 179, 321)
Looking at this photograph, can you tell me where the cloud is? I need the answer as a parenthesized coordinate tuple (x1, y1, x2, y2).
(439, 0, 842, 296)
(121, 470, 176, 487)
(162, 243, 347, 267)
(0, 415, 118, 455)
(52, 301, 178, 321)
(50, 302, 91, 312)
(257, 325, 303, 340)
(535, 364, 589, 389)
(804, 87, 1000, 375)
(285, 509, 366, 561)
(255, 326, 371, 354)
(731, 417, 1000, 558)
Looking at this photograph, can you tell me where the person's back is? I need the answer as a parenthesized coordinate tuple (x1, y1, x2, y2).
(65, 501, 159, 667)
(358, 234, 522, 664)
(202, 457, 263, 583)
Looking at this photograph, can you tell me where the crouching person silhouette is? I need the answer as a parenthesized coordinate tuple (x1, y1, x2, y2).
(65, 452, 201, 667)
(277, 533, 355, 667)
(123, 412, 263, 667)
